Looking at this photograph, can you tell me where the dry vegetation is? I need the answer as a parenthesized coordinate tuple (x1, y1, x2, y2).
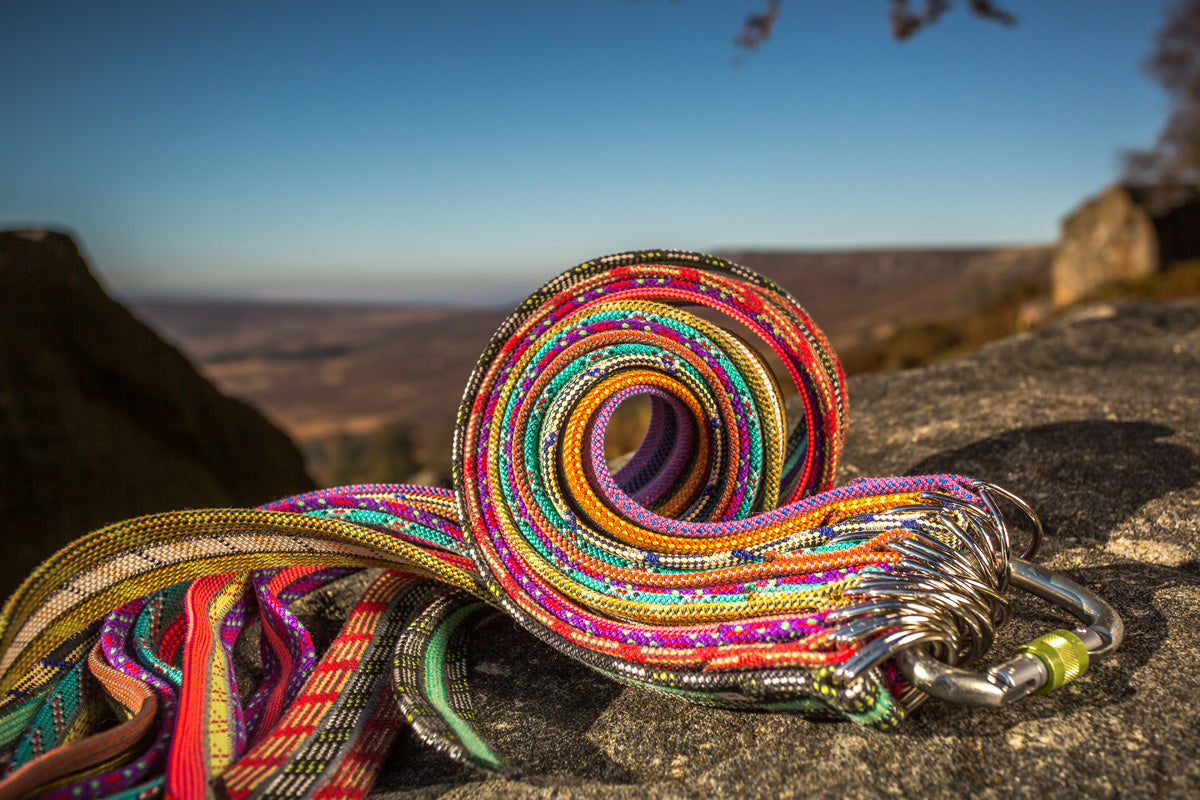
(838, 281, 1048, 373)
(1084, 258, 1200, 301)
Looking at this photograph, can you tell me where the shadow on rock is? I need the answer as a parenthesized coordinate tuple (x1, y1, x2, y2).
(906, 421, 1200, 548)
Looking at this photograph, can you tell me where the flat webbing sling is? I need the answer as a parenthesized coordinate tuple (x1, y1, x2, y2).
(0, 250, 1122, 799)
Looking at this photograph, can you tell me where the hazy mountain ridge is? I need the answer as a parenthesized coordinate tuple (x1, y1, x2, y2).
(717, 246, 1054, 345)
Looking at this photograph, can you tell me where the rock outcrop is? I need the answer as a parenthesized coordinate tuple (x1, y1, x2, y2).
(353, 299, 1200, 799)
(1052, 183, 1200, 306)
(0, 229, 315, 599)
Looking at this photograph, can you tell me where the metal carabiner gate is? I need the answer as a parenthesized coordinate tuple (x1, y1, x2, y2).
(897, 557, 1124, 708)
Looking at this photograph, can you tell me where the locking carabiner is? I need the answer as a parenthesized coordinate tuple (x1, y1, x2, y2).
(897, 557, 1124, 707)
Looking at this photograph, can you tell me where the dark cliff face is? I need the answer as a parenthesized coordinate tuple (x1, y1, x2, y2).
(0, 229, 315, 599)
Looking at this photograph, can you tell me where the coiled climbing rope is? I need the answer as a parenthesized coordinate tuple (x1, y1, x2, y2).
(0, 250, 1117, 799)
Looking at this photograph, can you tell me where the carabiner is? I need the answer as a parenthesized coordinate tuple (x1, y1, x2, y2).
(897, 558, 1124, 708)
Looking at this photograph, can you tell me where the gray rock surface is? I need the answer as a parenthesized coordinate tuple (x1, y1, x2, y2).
(364, 299, 1200, 799)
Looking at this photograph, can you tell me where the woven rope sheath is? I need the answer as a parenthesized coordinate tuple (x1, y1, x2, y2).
(0, 250, 1004, 799)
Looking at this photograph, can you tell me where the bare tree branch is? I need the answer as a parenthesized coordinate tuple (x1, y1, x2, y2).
(728, 0, 1016, 53)
(735, 0, 782, 50)
(889, 0, 1016, 41)
(1123, 0, 1200, 183)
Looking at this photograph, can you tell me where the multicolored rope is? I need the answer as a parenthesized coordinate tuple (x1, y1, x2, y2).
(0, 250, 1036, 798)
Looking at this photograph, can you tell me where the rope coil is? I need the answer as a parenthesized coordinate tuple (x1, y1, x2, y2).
(0, 250, 1103, 799)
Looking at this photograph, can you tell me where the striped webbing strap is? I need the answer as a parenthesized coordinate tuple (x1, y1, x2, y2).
(0, 250, 1013, 798)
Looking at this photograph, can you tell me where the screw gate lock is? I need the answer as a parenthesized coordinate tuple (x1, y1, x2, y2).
(1017, 629, 1090, 694)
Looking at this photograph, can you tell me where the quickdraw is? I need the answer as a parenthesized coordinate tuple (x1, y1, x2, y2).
(0, 250, 1121, 799)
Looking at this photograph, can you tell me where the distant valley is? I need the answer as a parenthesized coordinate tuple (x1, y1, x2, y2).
(131, 245, 1054, 483)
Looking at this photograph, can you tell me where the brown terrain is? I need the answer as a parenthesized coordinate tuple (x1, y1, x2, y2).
(130, 246, 1054, 483)
(724, 246, 1053, 345)
(129, 302, 509, 481)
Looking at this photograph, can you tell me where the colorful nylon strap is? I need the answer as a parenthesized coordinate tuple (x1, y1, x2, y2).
(0, 250, 1019, 798)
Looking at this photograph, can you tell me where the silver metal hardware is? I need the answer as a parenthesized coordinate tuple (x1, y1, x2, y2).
(825, 480, 1121, 708)
(897, 558, 1123, 706)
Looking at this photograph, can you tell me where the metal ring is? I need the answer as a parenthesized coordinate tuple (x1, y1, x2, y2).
(829, 497, 1013, 683)
(972, 480, 1043, 561)
(897, 558, 1123, 707)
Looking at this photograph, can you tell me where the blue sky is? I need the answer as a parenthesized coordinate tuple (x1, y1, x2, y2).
(0, 1, 1174, 304)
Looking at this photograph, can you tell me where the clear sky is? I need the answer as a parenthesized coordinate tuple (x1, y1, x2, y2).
(0, 1, 1175, 304)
